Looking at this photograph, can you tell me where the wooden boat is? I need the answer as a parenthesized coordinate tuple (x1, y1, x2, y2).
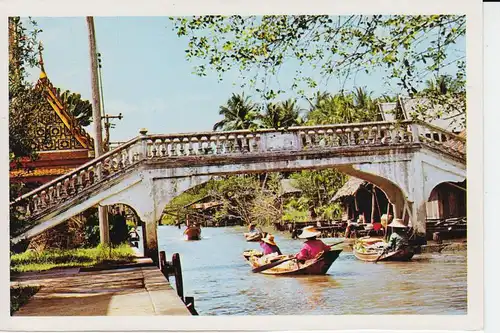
(242, 249, 343, 275)
(352, 238, 414, 262)
(183, 225, 201, 240)
(244, 232, 262, 242)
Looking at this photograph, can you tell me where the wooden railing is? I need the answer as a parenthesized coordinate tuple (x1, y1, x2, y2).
(10, 120, 465, 225)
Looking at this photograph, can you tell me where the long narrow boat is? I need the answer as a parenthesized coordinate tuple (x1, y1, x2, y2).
(352, 238, 414, 262)
(184, 225, 201, 240)
(242, 249, 343, 275)
(244, 232, 262, 242)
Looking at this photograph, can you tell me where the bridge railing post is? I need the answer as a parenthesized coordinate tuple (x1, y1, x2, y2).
(139, 128, 149, 160)
(410, 122, 421, 143)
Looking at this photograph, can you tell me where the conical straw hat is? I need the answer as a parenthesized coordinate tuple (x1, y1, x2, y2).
(298, 226, 321, 239)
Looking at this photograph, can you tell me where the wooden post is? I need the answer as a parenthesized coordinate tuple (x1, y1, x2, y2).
(172, 253, 184, 301)
(184, 296, 198, 315)
(87, 16, 109, 245)
(370, 187, 376, 224)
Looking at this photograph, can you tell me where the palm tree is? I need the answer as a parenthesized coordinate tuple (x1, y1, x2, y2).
(260, 99, 304, 130)
(213, 93, 259, 131)
(423, 75, 463, 95)
(305, 88, 380, 125)
(305, 91, 330, 113)
(352, 87, 380, 122)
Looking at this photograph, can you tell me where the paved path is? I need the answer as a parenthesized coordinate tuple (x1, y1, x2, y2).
(11, 258, 190, 316)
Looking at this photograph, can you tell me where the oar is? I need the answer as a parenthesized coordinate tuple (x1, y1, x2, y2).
(375, 248, 389, 263)
(252, 257, 294, 273)
(326, 240, 346, 248)
(374, 251, 385, 263)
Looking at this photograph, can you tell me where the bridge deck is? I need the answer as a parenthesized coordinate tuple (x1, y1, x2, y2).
(11, 256, 190, 316)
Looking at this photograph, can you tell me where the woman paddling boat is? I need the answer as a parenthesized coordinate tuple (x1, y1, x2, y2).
(243, 226, 343, 275)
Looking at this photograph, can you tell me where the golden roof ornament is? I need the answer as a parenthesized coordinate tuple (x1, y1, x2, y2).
(38, 41, 47, 79)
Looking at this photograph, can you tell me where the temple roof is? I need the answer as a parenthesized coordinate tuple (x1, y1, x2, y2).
(34, 45, 94, 151)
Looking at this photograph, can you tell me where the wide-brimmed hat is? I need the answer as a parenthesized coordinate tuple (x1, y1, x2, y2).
(262, 234, 277, 246)
(298, 226, 321, 239)
(388, 218, 408, 229)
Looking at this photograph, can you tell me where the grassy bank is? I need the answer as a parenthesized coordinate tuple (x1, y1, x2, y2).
(10, 244, 135, 273)
(10, 285, 40, 315)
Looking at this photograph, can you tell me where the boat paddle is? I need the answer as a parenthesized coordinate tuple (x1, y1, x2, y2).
(326, 240, 346, 248)
(374, 251, 385, 263)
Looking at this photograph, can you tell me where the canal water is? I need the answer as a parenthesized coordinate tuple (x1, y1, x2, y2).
(154, 225, 467, 316)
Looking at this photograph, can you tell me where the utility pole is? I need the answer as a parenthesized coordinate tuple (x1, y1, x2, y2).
(87, 16, 110, 245)
(103, 113, 123, 151)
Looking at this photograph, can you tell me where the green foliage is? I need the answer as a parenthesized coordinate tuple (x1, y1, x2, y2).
(82, 208, 133, 247)
(10, 285, 40, 315)
(57, 88, 93, 127)
(260, 99, 304, 129)
(290, 169, 348, 219)
(305, 88, 382, 125)
(213, 92, 260, 130)
(9, 17, 44, 166)
(161, 182, 215, 225)
(171, 15, 465, 100)
(10, 243, 135, 273)
(209, 175, 262, 225)
(283, 198, 310, 222)
(416, 73, 466, 129)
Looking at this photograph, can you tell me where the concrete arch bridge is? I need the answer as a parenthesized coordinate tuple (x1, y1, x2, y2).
(11, 120, 466, 262)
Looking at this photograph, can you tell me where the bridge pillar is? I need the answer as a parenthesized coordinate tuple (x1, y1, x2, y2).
(142, 218, 159, 265)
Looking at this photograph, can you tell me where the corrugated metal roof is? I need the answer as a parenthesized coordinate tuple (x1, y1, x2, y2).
(399, 97, 465, 133)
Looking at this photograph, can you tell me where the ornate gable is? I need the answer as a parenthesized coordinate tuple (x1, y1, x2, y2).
(34, 51, 94, 152)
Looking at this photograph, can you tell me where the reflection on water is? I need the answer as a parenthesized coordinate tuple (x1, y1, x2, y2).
(153, 226, 467, 315)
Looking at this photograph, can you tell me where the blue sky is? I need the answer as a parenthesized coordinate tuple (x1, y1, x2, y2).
(27, 17, 464, 142)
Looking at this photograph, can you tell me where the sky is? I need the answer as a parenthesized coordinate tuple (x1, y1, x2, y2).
(26, 16, 464, 143)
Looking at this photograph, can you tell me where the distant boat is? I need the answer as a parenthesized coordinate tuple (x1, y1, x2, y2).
(184, 225, 201, 241)
(242, 249, 342, 275)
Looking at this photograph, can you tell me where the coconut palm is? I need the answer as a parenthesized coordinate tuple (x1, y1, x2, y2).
(423, 75, 463, 95)
(213, 93, 259, 131)
(260, 99, 304, 130)
(305, 91, 330, 113)
(306, 88, 381, 125)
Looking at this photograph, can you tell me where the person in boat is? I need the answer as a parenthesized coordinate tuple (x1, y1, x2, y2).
(384, 218, 410, 252)
(247, 223, 259, 235)
(295, 226, 331, 262)
(128, 227, 140, 248)
(344, 219, 358, 238)
(259, 234, 282, 255)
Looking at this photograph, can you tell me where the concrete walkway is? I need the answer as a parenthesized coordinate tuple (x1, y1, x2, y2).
(11, 258, 190, 316)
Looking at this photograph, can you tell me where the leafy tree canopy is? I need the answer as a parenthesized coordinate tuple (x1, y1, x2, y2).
(9, 17, 44, 165)
(171, 15, 465, 100)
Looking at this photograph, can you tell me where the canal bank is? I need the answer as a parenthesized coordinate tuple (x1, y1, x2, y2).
(154, 225, 467, 315)
(11, 255, 190, 316)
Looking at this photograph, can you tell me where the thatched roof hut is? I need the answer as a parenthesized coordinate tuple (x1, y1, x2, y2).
(330, 177, 367, 202)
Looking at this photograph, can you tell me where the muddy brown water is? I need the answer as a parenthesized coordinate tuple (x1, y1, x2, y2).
(148, 226, 466, 315)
